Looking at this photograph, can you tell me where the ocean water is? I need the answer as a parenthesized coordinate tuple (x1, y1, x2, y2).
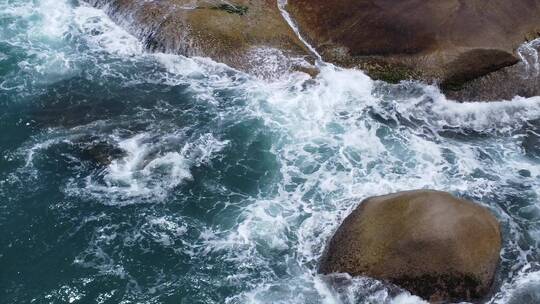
(1, 1, 540, 303)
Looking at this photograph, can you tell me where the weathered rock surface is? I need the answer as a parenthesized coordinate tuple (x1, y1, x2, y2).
(320, 190, 502, 303)
(443, 59, 540, 101)
(86, 0, 540, 100)
(287, 0, 540, 101)
(85, 0, 313, 77)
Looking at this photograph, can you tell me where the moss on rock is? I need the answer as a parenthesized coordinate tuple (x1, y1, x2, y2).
(210, 4, 248, 15)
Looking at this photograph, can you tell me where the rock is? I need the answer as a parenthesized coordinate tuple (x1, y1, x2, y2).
(77, 139, 126, 166)
(287, 0, 540, 101)
(444, 61, 540, 101)
(320, 190, 502, 303)
(85, 0, 314, 78)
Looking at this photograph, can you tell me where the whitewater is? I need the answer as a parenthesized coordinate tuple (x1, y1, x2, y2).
(1, 0, 540, 303)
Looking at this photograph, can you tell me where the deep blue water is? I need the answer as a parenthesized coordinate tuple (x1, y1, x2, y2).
(1, 1, 540, 303)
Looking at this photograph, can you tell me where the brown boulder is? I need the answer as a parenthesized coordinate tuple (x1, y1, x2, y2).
(287, 0, 540, 101)
(320, 190, 502, 303)
(85, 0, 313, 77)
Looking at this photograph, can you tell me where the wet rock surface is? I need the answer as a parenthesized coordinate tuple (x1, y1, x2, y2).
(320, 190, 502, 303)
(84, 0, 314, 78)
(287, 0, 540, 101)
(75, 136, 126, 166)
(83, 0, 540, 100)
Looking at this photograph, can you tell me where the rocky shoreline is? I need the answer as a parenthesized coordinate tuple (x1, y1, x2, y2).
(286, 0, 540, 101)
(84, 0, 316, 78)
(81, 1, 520, 302)
(85, 0, 540, 102)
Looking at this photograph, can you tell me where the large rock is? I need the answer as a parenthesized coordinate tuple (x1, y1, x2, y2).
(320, 190, 502, 303)
(85, 0, 313, 77)
(287, 0, 540, 101)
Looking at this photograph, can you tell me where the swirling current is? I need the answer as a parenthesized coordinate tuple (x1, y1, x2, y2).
(1, 1, 540, 303)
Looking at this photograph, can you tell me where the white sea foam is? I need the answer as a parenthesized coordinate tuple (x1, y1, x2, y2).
(73, 5, 143, 55)
(172, 58, 538, 303)
(518, 38, 540, 77)
(206, 62, 540, 303)
(44, 285, 84, 303)
(428, 95, 540, 131)
(390, 294, 429, 304)
(490, 266, 540, 304)
(68, 132, 229, 205)
(8, 0, 540, 302)
(0, 0, 79, 86)
(245, 46, 312, 80)
(145, 216, 188, 247)
(37, 0, 73, 39)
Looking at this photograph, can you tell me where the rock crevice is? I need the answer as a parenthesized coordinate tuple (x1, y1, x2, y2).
(85, 0, 540, 99)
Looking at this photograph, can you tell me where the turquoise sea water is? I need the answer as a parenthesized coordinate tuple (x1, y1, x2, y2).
(1, 1, 540, 303)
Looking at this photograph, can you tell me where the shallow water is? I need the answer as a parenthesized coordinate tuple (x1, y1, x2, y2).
(1, 1, 540, 303)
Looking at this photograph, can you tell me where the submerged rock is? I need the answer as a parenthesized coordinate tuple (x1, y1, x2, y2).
(77, 138, 126, 166)
(287, 0, 540, 101)
(320, 190, 501, 303)
(84, 0, 314, 78)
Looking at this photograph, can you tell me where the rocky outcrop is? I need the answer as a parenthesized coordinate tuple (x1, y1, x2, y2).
(85, 0, 313, 77)
(287, 0, 540, 101)
(85, 0, 540, 100)
(320, 190, 502, 303)
(444, 59, 540, 101)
